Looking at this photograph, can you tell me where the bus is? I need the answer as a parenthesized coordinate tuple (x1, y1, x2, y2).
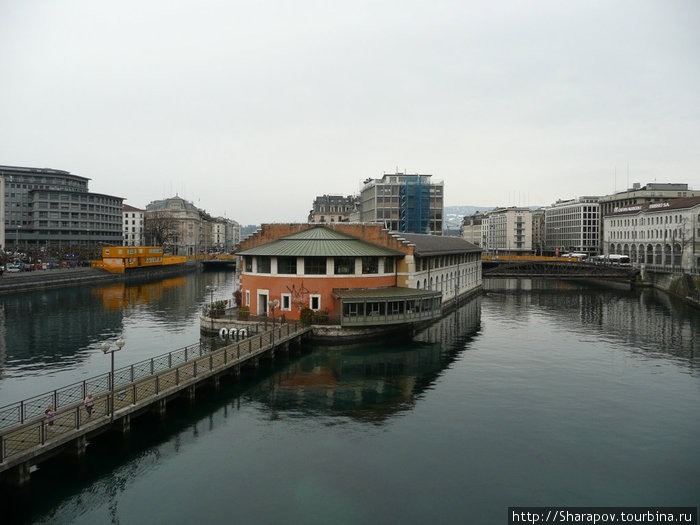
(591, 254, 631, 266)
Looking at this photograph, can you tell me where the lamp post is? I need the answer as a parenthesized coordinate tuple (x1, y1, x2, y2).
(15, 225, 21, 252)
(101, 338, 125, 422)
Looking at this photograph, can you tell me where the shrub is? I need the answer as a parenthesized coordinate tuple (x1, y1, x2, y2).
(313, 309, 329, 324)
(208, 300, 228, 318)
(238, 306, 250, 320)
(299, 307, 313, 325)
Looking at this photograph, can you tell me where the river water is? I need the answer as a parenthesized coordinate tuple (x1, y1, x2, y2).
(2, 272, 699, 524)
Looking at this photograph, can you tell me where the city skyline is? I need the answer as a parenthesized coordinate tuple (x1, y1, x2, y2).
(1, 1, 698, 225)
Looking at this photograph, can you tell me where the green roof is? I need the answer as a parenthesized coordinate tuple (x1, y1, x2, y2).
(236, 227, 404, 257)
(333, 287, 441, 300)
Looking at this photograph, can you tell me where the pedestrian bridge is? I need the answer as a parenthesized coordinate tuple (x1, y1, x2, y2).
(0, 321, 311, 486)
(482, 258, 639, 281)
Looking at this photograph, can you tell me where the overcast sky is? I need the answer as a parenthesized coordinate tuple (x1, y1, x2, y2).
(1, 1, 698, 225)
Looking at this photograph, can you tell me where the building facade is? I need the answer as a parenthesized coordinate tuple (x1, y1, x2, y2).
(308, 195, 358, 224)
(604, 196, 700, 273)
(236, 223, 481, 326)
(598, 183, 700, 249)
(544, 197, 600, 255)
(480, 207, 533, 255)
(211, 217, 241, 252)
(0, 165, 123, 256)
(144, 196, 203, 256)
(531, 209, 546, 255)
(360, 173, 444, 235)
(123, 204, 145, 246)
(460, 211, 485, 247)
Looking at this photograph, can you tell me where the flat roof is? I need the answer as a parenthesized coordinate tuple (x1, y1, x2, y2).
(333, 287, 441, 300)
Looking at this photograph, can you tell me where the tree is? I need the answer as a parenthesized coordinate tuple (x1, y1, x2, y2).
(144, 211, 177, 251)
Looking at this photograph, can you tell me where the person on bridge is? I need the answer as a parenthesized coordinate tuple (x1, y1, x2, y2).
(45, 405, 55, 430)
(84, 394, 94, 417)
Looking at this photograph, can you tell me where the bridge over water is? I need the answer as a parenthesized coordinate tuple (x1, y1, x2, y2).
(0, 322, 311, 487)
(482, 257, 639, 281)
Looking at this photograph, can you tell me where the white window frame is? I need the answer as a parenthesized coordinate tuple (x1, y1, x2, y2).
(310, 294, 321, 311)
(281, 293, 291, 311)
(245, 290, 250, 307)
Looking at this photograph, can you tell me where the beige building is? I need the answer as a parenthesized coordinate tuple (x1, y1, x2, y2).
(308, 195, 358, 224)
(144, 196, 204, 255)
(481, 207, 533, 255)
(460, 211, 486, 247)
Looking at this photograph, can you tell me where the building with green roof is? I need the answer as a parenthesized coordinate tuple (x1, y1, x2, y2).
(236, 223, 481, 333)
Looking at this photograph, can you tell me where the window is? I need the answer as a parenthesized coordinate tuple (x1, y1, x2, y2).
(334, 256, 355, 274)
(304, 257, 326, 275)
(281, 293, 291, 311)
(277, 256, 297, 274)
(256, 256, 271, 273)
(310, 295, 321, 311)
(245, 290, 250, 306)
(362, 257, 378, 274)
(385, 257, 395, 273)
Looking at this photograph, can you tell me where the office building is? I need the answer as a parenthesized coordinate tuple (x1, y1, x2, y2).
(360, 172, 443, 235)
(0, 164, 123, 254)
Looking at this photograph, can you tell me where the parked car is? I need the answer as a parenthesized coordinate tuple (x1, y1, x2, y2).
(6, 263, 21, 272)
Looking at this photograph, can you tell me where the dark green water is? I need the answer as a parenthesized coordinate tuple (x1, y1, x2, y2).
(2, 275, 699, 524)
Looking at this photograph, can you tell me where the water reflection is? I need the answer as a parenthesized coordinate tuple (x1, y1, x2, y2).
(485, 279, 700, 361)
(250, 298, 482, 424)
(0, 270, 237, 401)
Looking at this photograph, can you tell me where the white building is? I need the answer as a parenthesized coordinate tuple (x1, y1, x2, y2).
(604, 196, 700, 273)
(123, 204, 145, 246)
(480, 207, 532, 255)
(545, 197, 600, 255)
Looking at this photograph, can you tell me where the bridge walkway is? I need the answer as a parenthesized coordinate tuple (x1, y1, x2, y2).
(0, 322, 311, 484)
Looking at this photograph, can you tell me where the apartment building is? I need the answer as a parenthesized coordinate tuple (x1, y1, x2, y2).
(480, 207, 532, 255)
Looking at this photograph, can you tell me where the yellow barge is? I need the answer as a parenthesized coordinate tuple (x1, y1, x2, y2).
(98, 246, 187, 274)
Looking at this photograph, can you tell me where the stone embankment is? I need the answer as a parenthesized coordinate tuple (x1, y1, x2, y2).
(638, 268, 700, 309)
(0, 262, 199, 294)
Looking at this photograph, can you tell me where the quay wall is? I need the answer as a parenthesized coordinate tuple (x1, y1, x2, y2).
(0, 262, 199, 295)
(638, 268, 700, 309)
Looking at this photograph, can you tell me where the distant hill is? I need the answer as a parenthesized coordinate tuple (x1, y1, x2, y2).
(240, 224, 260, 240)
(444, 205, 493, 231)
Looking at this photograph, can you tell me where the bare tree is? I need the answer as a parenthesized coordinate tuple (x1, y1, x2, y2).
(144, 211, 177, 252)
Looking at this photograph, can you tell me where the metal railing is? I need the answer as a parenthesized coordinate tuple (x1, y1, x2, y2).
(0, 322, 263, 431)
(0, 322, 308, 464)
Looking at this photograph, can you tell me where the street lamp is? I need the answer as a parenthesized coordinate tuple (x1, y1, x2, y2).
(101, 338, 125, 422)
